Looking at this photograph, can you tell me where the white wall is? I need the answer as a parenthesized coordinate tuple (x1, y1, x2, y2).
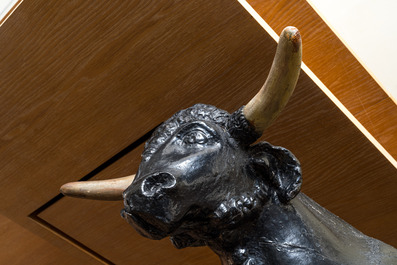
(308, 0, 397, 100)
(0, 0, 18, 23)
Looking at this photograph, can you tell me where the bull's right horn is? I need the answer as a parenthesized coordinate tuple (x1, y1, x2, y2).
(242, 26, 302, 137)
(60, 174, 135, 200)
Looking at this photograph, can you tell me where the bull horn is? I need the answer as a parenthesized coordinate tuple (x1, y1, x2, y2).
(243, 26, 302, 135)
(60, 174, 135, 200)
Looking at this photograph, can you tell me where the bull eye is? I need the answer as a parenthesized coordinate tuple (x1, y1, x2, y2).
(182, 130, 208, 146)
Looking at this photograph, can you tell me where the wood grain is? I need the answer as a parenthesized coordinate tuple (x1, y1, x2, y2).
(0, 0, 274, 219)
(0, 0, 277, 263)
(0, 0, 396, 263)
(355, 98, 397, 158)
(247, 0, 397, 159)
(0, 214, 99, 265)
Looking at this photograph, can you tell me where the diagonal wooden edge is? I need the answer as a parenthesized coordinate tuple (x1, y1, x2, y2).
(0, 0, 23, 27)
(305, 0, 397, 106)
(237, 0, 397, 169)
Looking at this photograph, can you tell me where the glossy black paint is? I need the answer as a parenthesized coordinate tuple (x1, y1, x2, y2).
(122, 104, 397, 264)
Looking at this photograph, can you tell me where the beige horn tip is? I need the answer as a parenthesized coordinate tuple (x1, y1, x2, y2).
(243, 26, 302, 135)
(60, 174, 135, 201)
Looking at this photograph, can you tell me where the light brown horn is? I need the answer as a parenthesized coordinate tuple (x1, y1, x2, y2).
(243, 26, 302, 135)
(60, 174, 135, 201)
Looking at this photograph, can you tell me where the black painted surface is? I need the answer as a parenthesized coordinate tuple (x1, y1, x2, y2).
(122, 104, 397, 265)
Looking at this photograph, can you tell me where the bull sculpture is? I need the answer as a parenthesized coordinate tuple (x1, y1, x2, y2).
(61, 27, 397, 264)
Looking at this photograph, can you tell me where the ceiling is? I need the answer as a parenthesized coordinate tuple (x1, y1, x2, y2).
(0, 0, 396, 264)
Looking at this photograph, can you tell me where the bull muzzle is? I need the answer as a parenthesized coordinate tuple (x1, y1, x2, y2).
(122, 172, 180, 240)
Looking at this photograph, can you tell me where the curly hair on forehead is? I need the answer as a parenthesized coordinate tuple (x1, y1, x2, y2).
(142, 104, 231, 162)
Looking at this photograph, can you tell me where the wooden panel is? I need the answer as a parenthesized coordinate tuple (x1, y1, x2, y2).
(248, 0, 397, 159)
(0, 0, 275, 221)
(0, 214, 99, 265)
(355, 98, 397, 158)
(0, 0, 280, 263)
(248, 0, 388, 113)
(1, 0, 396, 263)
(40, 70, 397, 264)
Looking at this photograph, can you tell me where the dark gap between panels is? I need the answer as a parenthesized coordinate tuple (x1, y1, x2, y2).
(30, 125, 158, 217)
(29, 215, 115, 265)
(27, 126, 159, 264)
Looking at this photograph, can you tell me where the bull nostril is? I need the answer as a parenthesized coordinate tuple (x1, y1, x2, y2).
(141, 173, 176, 197)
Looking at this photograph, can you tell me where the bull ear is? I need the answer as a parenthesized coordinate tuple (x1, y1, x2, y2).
(249, 142, 301, 203)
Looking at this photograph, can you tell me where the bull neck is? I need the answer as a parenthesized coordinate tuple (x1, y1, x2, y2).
(206, 198, 332, 265)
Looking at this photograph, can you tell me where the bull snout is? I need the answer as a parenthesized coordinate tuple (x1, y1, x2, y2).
(122, 172, 179, 239)
(141, 172, 176, 197)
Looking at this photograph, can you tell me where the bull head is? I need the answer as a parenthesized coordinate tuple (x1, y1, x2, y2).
(61, 27, 302, 246)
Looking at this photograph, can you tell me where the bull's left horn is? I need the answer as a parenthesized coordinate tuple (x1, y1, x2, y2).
(243, 26, 302, 135)
(60, 174, 135, 200)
